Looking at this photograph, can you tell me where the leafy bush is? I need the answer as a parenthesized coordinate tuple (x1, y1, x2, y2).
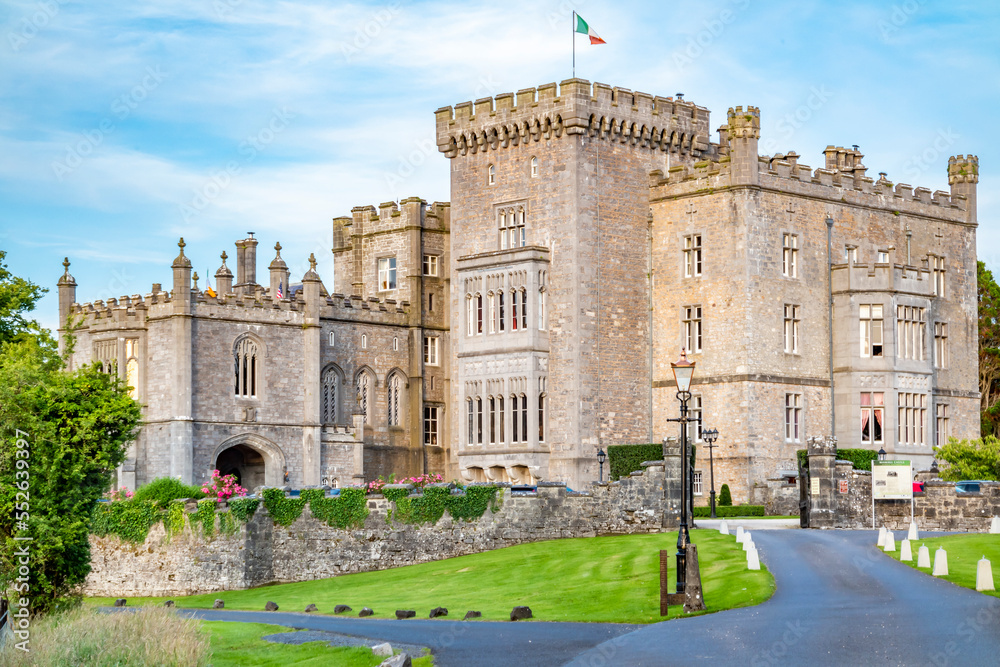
(607, 443, 662, 481)
(306, 488, 369, 529)
(386, 485, 501, 525)
(228, 498, 260, 523)
(132, 477, 206, 508)
(262, 488, 306, 526)
(194, 499, 217, 537)
(836, 448, 880, 472)
(200, 469, 247, 500)
(0, 605, 209, 666)
(718, 484, 732, 506)
(91, 499, 160, 543)
(693, 505, 764, 517)
(935, 436, 1000, 481)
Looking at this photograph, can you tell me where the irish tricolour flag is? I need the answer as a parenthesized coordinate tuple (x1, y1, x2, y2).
(575, 14, 606, 45)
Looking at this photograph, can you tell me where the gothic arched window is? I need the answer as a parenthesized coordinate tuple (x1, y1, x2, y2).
(387, 373, 403, 427)
(234, 336, 260, 397)
(322, 366, 341, 424)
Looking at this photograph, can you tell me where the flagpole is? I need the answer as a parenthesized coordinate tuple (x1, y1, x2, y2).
(572, 10, 576, 78)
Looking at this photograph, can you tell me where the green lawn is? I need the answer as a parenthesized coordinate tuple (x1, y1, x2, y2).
(205, 621, 433, 666)
(881, 532, 1000, 599)
(90, 530, 773, 624)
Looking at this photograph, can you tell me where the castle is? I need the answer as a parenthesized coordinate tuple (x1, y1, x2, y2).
(58, 79, 980, 503)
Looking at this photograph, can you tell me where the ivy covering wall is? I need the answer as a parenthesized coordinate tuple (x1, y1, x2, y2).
(382, 485, 501, 524)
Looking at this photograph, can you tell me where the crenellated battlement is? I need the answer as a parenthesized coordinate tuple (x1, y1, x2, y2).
(948, 154, 979, 184)
(725, 105, 760, 140)
(435, 78, 713, 159)
(831, 258, 934, 297)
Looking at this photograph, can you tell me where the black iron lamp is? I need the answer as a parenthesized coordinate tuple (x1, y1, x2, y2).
(702, 427, 720, 518)
(878, 447, 887, 461)
(597, 448, 607, 483)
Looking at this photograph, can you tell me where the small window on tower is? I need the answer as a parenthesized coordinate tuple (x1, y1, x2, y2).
(530, 157, 539, 178)
(488, 164, 496, 185)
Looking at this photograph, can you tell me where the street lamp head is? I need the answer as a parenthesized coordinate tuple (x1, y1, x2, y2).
(671, 348, 696, 393)
(702, 428, 719, 444)
(597, 448, 606, 465)
(877, 447, 887, 461)
(930, 458, 939, 474)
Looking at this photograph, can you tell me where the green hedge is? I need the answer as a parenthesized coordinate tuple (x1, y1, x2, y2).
(132, 477, 206, 508)
(693, 505, 764, 517)
(607, 443, 662, 481)
(91, 499, 160, 542)
(384, 485, 501, 525)
(260, 488, 370, 529)
(798, 448, 879, 471)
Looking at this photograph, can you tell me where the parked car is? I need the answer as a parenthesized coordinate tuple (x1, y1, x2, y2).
(955, 481, 987, 493)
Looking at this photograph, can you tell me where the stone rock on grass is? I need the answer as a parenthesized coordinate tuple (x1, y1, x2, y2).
(429, 607, 448, 618)
(164, 600, 175, 607)
(359, 607, 374, 617)
(265, 601, 279, 611)
(378, 654, 411, 667)
(463, 611, 482, 620)
(510, 606, 532, 621)
(334, 604, 352, 614)
(113, 599, 127, 607)
(213, 600, 225, 609)
(304, 604, 317, 613)
(395, 610, 416, 619)
(372, 642, 393, 657)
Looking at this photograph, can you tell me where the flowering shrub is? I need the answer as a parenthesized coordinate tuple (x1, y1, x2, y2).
(366, 474, 394, 494)
(200, 470, 247, 501)
(107, 487, 134, 502)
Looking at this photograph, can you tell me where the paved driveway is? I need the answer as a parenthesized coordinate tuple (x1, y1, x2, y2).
(180, 530, 1000, 666)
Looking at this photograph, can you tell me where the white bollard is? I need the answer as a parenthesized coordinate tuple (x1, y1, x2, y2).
(908, 521, 919, 541)
(976, 557, 995, 592)
(990, 516, 1000, 534)
(883, 531, 896, 552)
(917, 545, 931, 568)
(743, 538, 754, 552)
(735, 526, 745, 543)
(900, 538, 913, 562)
(877, 526, 887, 547)
(742, 531, 752, 547)
(719, 520, 729, 535)
(933, 547, 949, 576)
(747, 547, 761, 571)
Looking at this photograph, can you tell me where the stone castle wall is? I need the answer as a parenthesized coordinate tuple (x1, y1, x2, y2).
(83, 462, 674, 598)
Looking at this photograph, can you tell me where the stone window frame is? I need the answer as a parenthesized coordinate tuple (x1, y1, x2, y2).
(424, 335, 439, 366)
(496, 201, 527, 251)
(683, 233, 703, 278)
(422, 254, 439, 277)
(233, 333, 265, 401)
(783, 304, 800, 355)
(328, 330, 335, 347)
(355, 368, 376, 425)
(860, 391, 885, 445)
(934, 321, 948, 369)
(784, 393, 803, 443)
(877, 249, 890, 264)
(682, 304, 703, 354)
(530, 156, 539, 178)
(693, 470, 703, 496)
(931, 255, 946, 297)
(897, 392, 927, 447)
(935, 402, 949, 447)
(859, 304, 884, 358)
(321, 364, 345, 425)
(782, 232, 799, 278)
(423, 404, 441, 446)
(387, 370, 406, 429)
(377, 255, 397, 291)
(896, 304, 926, 362)
(488, 163, 496, 185)
(124, 337, 140, 400)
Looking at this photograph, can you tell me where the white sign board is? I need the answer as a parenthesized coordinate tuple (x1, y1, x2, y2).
(872, 461, 913, 500)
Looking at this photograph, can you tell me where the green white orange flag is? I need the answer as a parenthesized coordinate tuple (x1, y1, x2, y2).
(574, 14, 606, 45)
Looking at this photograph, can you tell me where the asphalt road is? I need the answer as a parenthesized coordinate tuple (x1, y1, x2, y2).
(178, 530, 1000, 666)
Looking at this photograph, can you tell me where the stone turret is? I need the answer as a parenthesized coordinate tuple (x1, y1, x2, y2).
(172, 238, 192, 311)
(234, 233, 258, 295)
(727, 106, 760, 185)
(269, 242, 290, 299)
(56, 257, 76, 356)
(215, 251, 233, 295)
(948, 154, 979, 224)
(170, 237, 193, 483)
(301, 253, 322, 485)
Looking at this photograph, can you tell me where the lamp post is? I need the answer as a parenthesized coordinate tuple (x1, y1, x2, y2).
(597, 448, 607, 483)
(665, 349, 697, 595)
(702, 428, 719, 518)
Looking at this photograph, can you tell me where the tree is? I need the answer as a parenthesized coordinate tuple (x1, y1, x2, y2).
(979, 261, 1000, 436)
(718, 483, 732, 506)
(934, 436, 1000, 481)
(0, 253, 141, 614)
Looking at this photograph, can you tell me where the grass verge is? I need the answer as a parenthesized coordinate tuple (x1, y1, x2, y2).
(880, 532, 1000, 599)
(89, 530, 773, 624)
(205, 621, 433, 666)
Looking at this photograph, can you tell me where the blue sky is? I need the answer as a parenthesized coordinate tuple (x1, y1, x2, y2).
(2, 0, 997, 333)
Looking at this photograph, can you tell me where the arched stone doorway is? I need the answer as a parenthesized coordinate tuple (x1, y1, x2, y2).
(210, 434, 286, 490)
(215, 445, 265, 490)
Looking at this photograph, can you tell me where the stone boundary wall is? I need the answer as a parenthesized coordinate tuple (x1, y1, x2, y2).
(84, 462, 674, 598)
(804, 444, 1000, 530)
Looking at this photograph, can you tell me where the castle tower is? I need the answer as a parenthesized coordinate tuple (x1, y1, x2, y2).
(170, 238, 194, 483)
(948, 155, 979, 224)
(436, 79, 712, 488)
(727, 106, 760, 186)
(57, 257, 76, 356)
(215, 251, 233, 295)
(269, 242, 290, 299)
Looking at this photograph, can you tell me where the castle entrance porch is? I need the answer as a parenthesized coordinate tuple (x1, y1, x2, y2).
(215, 444, 265, 490)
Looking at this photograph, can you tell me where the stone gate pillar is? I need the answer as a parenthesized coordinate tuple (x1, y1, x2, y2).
(807, 435, 837, 529)
(662, 436, 682, 529)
